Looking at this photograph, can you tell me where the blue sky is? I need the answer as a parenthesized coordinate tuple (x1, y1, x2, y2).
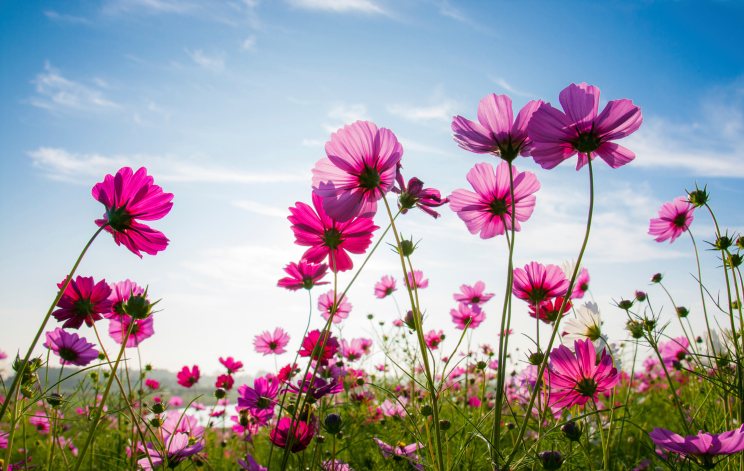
(1, 0, 743, 377)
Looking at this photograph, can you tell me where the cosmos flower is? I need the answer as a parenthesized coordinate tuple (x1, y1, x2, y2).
(452, 94, 543, 161)
(527, 83, 643, 170)
(379, 397, 408, 418)
(288, 192, 379, 272)
(138, 433, 205, 470)
(219, 356, 244, 374)
(238, 376, 279, 411)
(145, 379, 160, 390)
(53, 276, 113, 329)
(254, 328, 290, 356)
(547, 338, 620, 409)
(269, 417, 314, 453)
(373, 438, 425, 470)
(341, 339, 366, 362)
(374, 276, 397, 299)
(286, 375, 344, 400)
(92, 167, 174, 257)
(450, 303, 486, 330)
(318, 290, 352, 324)
(162, 414, 205, 443)
(312, 120, 403, 222)
(406, 270, 429, 290)
(512, 262, 569, 304)
(44, 328, 99, 367)
(649, 197, 695, 243)
(107, 280, 145, 318)
(453, 281, 495, 306)
(392, 172, 448, 218)
(238, 452, 268, 471)
(29, 413, 51, 433)
(657, 337, 690, 369)
(649, 425, 744, 468)
(449, 161, 540, 239)
(216, 374, 235, 391)
(529, 299, 572, 324)
(321, 460, 353, 471)
(359, 338, 373, 355)
(108, 315, 154, 348)
(424, 330, 444, 350)
(277, 260, 331, 291)
(0, 430, 8, 449)
(176, 365, 200, 388)
(562, 302, 608, 352)
(299, 330, 340, 363)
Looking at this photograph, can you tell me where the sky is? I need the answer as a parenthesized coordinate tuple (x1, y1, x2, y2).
(1, 0, 743, 379)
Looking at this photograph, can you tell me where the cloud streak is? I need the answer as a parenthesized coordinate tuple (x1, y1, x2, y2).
(286, 0, 385, 14)
(30, 62, 119, 112)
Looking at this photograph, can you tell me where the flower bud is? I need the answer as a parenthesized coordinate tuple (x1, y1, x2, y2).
(149, 417, 163, 428)
(635, 291, 647, 302)
(713, 235, 733, 251)
(476, 361, 488, 370)
(421, 405, 433, 417)
(356, 378, 364, 386)
(151, 403, 166, 415)
(145, 364, 153, 371)
(736, 236, 744, 250)
(439, 419, 451, 431)
(20, 386, 35, 399)
(528, 351, 545, 366)
(687, 185, 709, 208)
(506, 422, 515, 430)
(676, 306, 689, 318)
(644, 318, 656, 331)
(47, 393, 64, 408)
(315, 435, 326, 443)
(616, 299, 634, 311)
(123, 286, 160, 319)
(560, 421, 582, 441)
(651, 273, 663, 283)
(627, 320, 645, 339)
(97, 352, 106, 361)
(214, 388, 227, 399)
(367, 314, 374, 319)
(538, 450, 563, 471)
(324, 413, 343, 435)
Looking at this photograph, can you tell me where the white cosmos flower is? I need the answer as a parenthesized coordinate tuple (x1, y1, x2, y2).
(562, 301, 609, 353)
(702, 329, 735, 368)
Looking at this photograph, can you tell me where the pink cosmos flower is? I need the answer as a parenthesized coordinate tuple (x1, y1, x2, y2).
(238, 452, 268, 471)
(468, 396, 482, 408)
(571, 268, 590, 299)
(53, 276, 113, 329)
(254, 328, 290, 356)
(29, 413, 51, 433)
(270, 417, 314, 453)
(379, 397, 407, 417)
(658, 337, 690, 368)
(373, 438, 425, 470)
(138, 433, 205, 470)
(44, 328, 99, 367)
(216, 374, 235, 391)
(219, 356, 244, 374)
(374, 275, 397, 299)
(649, 425, 744, 468)
(359, 338, 373, 354)
(0, 431, 6, 450)
(392, 172, 449, 218)
(392, 319, 404, 327)
(449, 161, 540, 239)
(145, 379, 160, 390)
(92, 167, 173, 257)
(529, 299, 572, 324)
(527, 83, 643, 170)
(312, 120, 403, 222)
(318, 290, 352, 324)
(454, 281, 495, 306)
(108, 315, 154, 348)
(299, 330, 340, 363)
(177, 365, 200, 388)
(649, 197, 695, 243)
(424, 330, 444, 350)
(547, 338, 620, 409)
(238, 377, 280, 411)
(321, 460, 352, 471)
(0, 350, 6, 360)
(107, 280, 145, 318)
(168, 396, 183, 407)
(340, 339, 365, 362)
(512, 262, 569, 304)
(277, 260, 330, 291)
(452, 94, 543, 161)
(450, 304, 486, 330)
(406, 270, 429, 289)
(288, 193, 379, 272)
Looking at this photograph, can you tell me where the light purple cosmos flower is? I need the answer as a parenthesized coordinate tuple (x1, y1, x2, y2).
(378, 397, 407, 418)
(452, 94, 543, 161)
(649, 425, 744, 468)
(406, 270, 429, 290)
(527, 83, 643, 170)
(138, 433, 205, 470)
(341, 339, 366, 362)
(373, 437, 425, 470)
(312, 120, 404, 222)
(44, 328, 99, 367)
(454, 281, 495, 306)
(392, 171, 448, 218)
(649, 197, 695, 243)
(318, 290, 352, 324)
(238, 452, 268, 471)
(237, 377, 280, 411)
(449, 161, 540, 239)
(374, 275, 397, 299)
(254, 328, 290, 356)
(108, 315, 154, 348)
(450, 303, 485, 330)
(512, 262, 569, 305)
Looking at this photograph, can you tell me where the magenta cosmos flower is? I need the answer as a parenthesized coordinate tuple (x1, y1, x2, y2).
(138, 433, 205, 471)
(649, 197, 695, 243)
(92, 167, 174, 257)
(53, 276, 113, 329)
(216, 374, 234, 390)
(44, 327, 99, 366)
(374, 438, 425, 470)
(527, 83, 643, 170)
(649, 425, 744, 468)
(529, 299, 572, 324)
(547, 338, 620, 409)
(311, 120, 403, 222)
(454, 281, 494, 306)
(571, 268, 590, 299)
(374, 275, 397, 299)
(107, 280, 144, 318)
(512, 262, 569, 304)
(452, 94, 543, 161)
(406, 270, 429, 290)
(318, 290, 352, 324)
(424, 330, 444, 350)
(270, 417, 314, 453)
(450, 303, 486, 330)
(289, 192, 379, 273)
(449, 161, 540, 239)
(299, 329, 339, 363)
(108, 315, 154, 348)
(254, 328, 290, 356)
(177, 365, 200, 388)
(238, 376, 280, 411)
(219, 356, 244, 374)
(277, 260, 330, 291)
(340, 338, 366, 362)
(392, 171, 449, 218)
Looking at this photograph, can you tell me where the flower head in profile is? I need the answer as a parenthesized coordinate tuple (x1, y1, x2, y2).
(529, 299, 572, 324)
(299, 329, 340, 363)
(312, 120, 403, 222)
(649, 425, 744, 469)
(107, 280, 145, 318)
(454, 281, 495, 306)
(452, 94, 544, 161)
(649, 197, 695, 243)
(379, 397, 408, 418)
(321, 460, 352, 471)
(216, 374, 235, 391)
(318, 290, 352, 324)
(374, 276, 397, 299)
(406, 270, 429, 290)
(449, 161, 540, 239)
(527, 83, 643, 170)
(92, 167, 174, 257)
(138, 433, 205, 470)
(254, 328, 290, 356)
(269, 417, 314, 453)
(289, 193, 379, 272)
(44, 328, 99, 366)
(219, 356, 244, 374)
(512, 262, 569, 305)
(424, 330, 444, 350)
(373, 438, 425, 470)
(392, 172, 448, 218)
(547, 338, 620, 409)
(108, 315, 154, 348)
(177, 365, 200, 388)
(53, 276, 113, 329)
(277, 260, 330, 291)
(450, 303, 486, 330)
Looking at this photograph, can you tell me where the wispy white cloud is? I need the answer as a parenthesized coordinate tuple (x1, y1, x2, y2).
(232, 200, 288, 218)
(302, 138, 325, 147)
(323, 103, 369, 133)
(30, 62, 119, 112)
(397, 138, 452, 156)
(103, 0, 196, 15)
(438, 2, 466, 21)
(489, 76, 534, 98)
(27, 147, 308, 184)
(241, 35, 257, 51)
(185, 49, 225, 72)
(386, 100, 458, 123)
(285, 0, 385, 14)
(44, 10, 91, 24)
